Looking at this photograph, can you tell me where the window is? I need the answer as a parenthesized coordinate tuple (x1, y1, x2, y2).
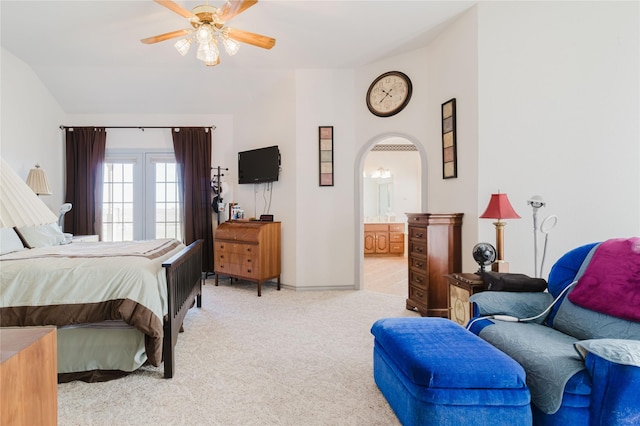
(152, 161, 182, 240)
(102, 152, 182, 241)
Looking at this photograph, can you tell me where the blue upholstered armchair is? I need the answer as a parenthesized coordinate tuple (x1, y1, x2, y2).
(468, 239, 640, 426)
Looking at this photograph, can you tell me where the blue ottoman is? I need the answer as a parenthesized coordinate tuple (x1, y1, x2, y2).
(371, 317, 531, 426)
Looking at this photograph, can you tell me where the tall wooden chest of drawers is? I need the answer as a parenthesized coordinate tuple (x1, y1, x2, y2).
(214, 221, 281, 296)
(406, 213, 463, 317)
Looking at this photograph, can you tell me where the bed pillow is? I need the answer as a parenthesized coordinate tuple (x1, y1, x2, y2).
(0, 227, 26, 255)
(16, 223, 66, 248)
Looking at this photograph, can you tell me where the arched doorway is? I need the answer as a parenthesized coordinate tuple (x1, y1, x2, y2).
(353, 132, 428, 291)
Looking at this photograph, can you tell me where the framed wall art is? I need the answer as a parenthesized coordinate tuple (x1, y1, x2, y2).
(319, 126, 334, 186)
(441, 98, 457, 179)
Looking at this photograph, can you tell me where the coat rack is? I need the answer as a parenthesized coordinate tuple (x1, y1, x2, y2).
(211, 166, 228, 225)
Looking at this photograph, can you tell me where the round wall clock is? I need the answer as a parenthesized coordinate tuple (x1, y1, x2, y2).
(366, 71, 413, 117)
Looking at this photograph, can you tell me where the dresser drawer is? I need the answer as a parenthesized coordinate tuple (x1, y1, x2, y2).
(389, 224, 405, 233)
(215, 260, 239, 276)
(215, 259, 258, 278)
(389, 243, 404, 254)
(409, 256, 427, 270)
(409, 241, 427, 256)
(409, 270, 427, 289)
(215, 241, 256, 255)
(389, 232, 404, 243)
(408, 226, 427, 241)
(408, 285, 428, 305)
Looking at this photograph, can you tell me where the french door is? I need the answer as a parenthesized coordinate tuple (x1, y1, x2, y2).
(102, 151, 182, 242)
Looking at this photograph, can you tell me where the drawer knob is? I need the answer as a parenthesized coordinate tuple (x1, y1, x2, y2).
(415, 232, 424, 238)
(416, 277, 423, 283)
(415, 247, 423, 253)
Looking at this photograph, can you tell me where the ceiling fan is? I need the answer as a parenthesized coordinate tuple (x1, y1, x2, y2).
(141, 0, 276, 66)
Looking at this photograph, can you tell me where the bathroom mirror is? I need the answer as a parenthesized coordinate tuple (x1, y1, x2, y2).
(364, 176, 394, 222)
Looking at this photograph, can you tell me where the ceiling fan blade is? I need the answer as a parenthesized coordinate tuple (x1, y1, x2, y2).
(141, 29, 191, 44)
(218, 0, 258, 22)
(154, 0, 196, 19)
(227, 28, 275, 50)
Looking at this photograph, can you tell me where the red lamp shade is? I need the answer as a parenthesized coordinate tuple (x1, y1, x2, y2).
(480, 192, 520, 271)
(480, 193, 521, 220)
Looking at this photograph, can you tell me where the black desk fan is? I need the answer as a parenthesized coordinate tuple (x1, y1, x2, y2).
(473, 242, 497, 274)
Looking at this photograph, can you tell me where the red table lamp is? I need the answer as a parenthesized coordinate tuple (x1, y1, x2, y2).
(480, 192, 521, 272)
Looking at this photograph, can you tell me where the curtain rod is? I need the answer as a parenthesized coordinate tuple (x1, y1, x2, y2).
(59, 125, 216, 131)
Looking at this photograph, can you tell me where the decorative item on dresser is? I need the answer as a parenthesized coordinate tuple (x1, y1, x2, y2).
(406, 213, 463, 317)
(214, 221, 281, 296)
(445, 273, 486, 326)
(364, 223, 405, 256)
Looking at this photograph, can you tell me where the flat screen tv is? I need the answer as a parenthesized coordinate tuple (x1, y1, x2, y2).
(238, 145, 280, 184)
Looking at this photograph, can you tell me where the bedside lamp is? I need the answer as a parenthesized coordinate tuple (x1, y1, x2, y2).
(480, 192, 521, 272)
(26, 164, 52, 196)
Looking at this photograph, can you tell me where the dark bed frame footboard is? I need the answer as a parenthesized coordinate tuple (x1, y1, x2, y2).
(162, 239, 203, 378)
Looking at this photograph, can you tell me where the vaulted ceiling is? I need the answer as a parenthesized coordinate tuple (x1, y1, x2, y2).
(1, 1, 474, 115)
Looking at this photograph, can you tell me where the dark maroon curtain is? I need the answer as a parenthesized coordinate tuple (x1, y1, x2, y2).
(172, 127, 213, 272)
(64, 127, 106, 237)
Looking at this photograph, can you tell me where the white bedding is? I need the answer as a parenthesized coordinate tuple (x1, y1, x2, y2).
(0, 239, 183, 319)
(0, 238, 185, 368)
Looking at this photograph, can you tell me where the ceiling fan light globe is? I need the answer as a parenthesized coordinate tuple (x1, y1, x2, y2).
(174, 38, 193, 56)
(195, 24, 214, 44)
(197, 41, 219, 64)
(222, 37, 240, 56)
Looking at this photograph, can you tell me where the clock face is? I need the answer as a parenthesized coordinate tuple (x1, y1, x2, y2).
(366, 71, 413, 117)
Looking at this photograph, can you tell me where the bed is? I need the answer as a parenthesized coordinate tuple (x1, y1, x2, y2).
(0, 225, 203, 382)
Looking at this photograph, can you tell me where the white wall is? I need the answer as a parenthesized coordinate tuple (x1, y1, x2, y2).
(293, 69, 357, 289)
(2, 1, 638, 288)
(1, 48, 66, 214)
(231, 72, 298, 286)
(351, 5, 480, 274)
(422, 6, 480, 273)
(476, 1, 640, 276)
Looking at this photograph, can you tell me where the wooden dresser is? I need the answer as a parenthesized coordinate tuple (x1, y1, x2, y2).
(214, 221, 281, 296)
(406, 213, 463, 317)
(364, 223, 405, 256)
(1, 327, 57, 426)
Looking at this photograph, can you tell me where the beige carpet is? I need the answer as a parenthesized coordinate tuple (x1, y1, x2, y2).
(58, 279, 419, 425)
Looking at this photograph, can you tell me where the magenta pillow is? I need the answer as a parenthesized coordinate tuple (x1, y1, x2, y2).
(568, 238, 640, 322)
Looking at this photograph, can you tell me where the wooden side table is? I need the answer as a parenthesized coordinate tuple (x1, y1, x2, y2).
(1, 327, 57, 426)
(446, 273, 486, 326)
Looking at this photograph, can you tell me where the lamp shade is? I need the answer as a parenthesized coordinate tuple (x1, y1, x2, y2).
(480, 193, 521, 220)
(25, 164, 52, 195)
(0, 158, 57, 227)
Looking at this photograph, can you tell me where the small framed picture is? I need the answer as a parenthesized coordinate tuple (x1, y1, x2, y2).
(319, 126, 334, 186)
(441, 98, 457, 179)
